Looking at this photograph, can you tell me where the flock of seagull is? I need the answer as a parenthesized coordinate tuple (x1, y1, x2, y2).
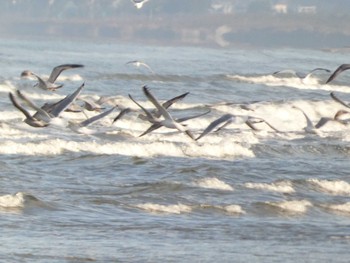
(8, 62, 350, 141)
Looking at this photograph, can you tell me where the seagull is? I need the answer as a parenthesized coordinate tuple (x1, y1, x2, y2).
(21, 64, 84, 91)
(314, 110, 350, 129)
(292, 106, 316, 133)
(77, 96, 110, 112)
(9, 92, 49, 128)
(126, 60, 154, 73)
(68, 107, 116, 134)
(139, 110, 210, 137)
(9, 83, 84, 127)
(326, 64, 350, 84)
(130, 0, 149, 9)
(195, 114, 280, 141)
(113, 91, 189, 123)
(273, 68, 331, 80)
(131, 86, 196, 140)
(292, 105, 348, 132)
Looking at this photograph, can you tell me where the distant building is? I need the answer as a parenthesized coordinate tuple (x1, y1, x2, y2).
(211, 1, 234, 14)
(298, 6, 317, 14)
(272, 4, 288, 14)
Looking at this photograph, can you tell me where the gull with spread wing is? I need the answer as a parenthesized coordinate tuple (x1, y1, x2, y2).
(21, 64, 84, 91)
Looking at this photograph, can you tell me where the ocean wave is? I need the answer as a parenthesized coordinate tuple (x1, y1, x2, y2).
(325, 202, 350, 214)
(308, 179, 350, 195)
(0, 192, 40, 209)
(226, 74, 349, 92)
(135, 203, 192, 214)
(265, 200, 312, 214)
(244, 181, 295, 193)
(199, 204, 245, 215)
(194, 177, 234, 191)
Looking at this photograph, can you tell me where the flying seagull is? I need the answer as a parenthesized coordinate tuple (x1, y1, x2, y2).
(195, 114, 280, 141)
(273, 68, 331, 80)
(68, 107, 117, 134)
(128, 92, 207, 138)
(9, 92, 49, 128)
(21, 64, 84, 91)
(314, 110, 350, 129)
(126, 60, 154, 73)
(113, 91, 189, 123)
(130, 86, 196, 140)
(139, 110, 210, 137)
(9, 83, 85, 127)
(292, 105, 348, 132)
(130, 0, 149, 9)
(326, 64, 350, 84)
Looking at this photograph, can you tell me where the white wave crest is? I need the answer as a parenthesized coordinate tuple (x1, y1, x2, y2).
(194, 177, 234, 191)
(223, 204, 245, 214)
(135, 203, 192, 214)
(0, 192, 26, 208)
(326, 202, 350, 214)
(308, 179, 350, 195)
(244, 181, 295, 193)
(267, 200, 312, 214)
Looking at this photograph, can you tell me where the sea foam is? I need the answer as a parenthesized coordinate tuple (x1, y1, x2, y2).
(244, 181, 295, 193)
(135, 203, 192, 214)
(194, 177, 234, 191)
(308, 179, 350, 196)
(266, 200, 312, 214)
(0, 192, 26, 208)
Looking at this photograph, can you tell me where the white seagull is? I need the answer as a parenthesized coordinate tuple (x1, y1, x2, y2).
(21, 64, 84, 91)
(130, 0, 149, 9)
(131, 86, 196, 140)
(126, 60, 154, 73)
(113, 91, 189, 123)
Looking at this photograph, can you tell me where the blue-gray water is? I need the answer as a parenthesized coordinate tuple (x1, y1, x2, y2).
(1, 38, 350, 262)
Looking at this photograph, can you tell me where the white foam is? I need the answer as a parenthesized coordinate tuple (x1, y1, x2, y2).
(0, 192, 26, 208)
(267, 200, 312, 214)
(135, 203, 192, 214)
(308, 179, 350, 195)
(244, 181, 295, 193)
(223, 204, 245, 214)
(226, 74, 349, 92)
(326, 202, 350, 214)
(194, 177, 234, 191)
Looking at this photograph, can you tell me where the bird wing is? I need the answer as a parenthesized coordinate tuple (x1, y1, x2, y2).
(176, 110, 211, 123)
(9, 92, 36, 121)
(326, 64, 350, 84)
(16, 90, 52, 121)
(79, 107, 116, 127)
(50, 83, 85, 117)
(128, 94, 156, 123)
(330, 92, 350, 108)
(162, 92, 189, 110)
(139, 123, 163, 137)
(48, 64, 84, 83)
(143, 86, 173, 121)
(196, 114, 233, 141)
(293, 106, 314, 130)
(113, 108, 132, 123)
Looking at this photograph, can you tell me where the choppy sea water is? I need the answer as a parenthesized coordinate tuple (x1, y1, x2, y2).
(1, 38, 350, 262)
